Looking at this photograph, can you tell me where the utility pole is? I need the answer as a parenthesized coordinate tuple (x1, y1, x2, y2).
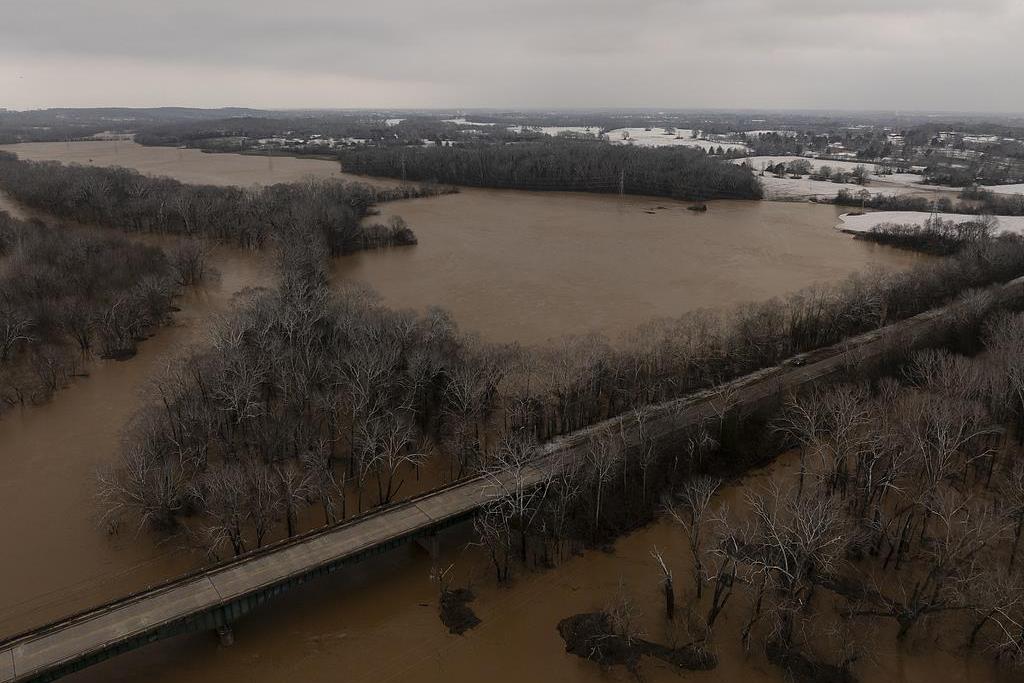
(619, 169, 625, 196)
(401, 154, 407, 182)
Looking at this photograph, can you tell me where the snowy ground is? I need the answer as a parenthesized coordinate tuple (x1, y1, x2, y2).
(732, 156, 958, 200)
(837, 211, 1024, 236)
(606, 127, 749, 153)
(983, 183, 1024, 195)
(442, 118, 496, 126)
(743, 130, 797, 138)
(733, 155, 881, 174)
(754, 176, 897, 200)
(507, 125, 600, 136)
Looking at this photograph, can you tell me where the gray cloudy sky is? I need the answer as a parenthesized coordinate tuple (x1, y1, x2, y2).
(1, 0, 1022, 111)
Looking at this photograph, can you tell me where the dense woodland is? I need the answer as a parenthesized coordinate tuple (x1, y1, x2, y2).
(0, 153, 426, 254)
(0, 210, 195, 410)
(707, 315, 1024, 676)
(97, 222, 1024, 560)
(338, 140, 763, 201)
(493, 299, 1024, 680)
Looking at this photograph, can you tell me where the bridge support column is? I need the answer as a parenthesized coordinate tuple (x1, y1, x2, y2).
(415, 533, 439, 560)
(216, 624, 235, 647)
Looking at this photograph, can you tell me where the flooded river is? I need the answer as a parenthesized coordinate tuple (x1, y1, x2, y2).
(0, 143, 969, 682)
(338, 189, 920, 343)
(65, 455, 1008, 683)
(0, 229, 276, 634)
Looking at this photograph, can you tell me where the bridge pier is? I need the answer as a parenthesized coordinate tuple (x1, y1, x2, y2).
(415, 533, 439, 560)
(216, 624, 235, 647)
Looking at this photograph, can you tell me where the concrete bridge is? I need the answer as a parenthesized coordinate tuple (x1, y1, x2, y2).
(3, 276, 1023, 683)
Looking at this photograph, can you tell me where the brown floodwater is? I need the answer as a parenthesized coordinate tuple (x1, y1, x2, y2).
(1, 140, 402, 189)
(336, 189, 921, 344)
(0, 221, 276, 634)
(0, 144, 972, 682)
(63, 454, 1008, 683)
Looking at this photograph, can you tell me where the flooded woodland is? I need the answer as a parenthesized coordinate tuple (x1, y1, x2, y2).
(0, 141, 997, 683)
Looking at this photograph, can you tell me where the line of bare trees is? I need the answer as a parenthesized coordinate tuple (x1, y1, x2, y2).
(0, 210, 201, 410)
(0, 152, 432, 255)
(857, 216, 1000, 255)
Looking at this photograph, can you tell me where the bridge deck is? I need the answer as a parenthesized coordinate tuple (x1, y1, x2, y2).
(3, 275, 1023, 682)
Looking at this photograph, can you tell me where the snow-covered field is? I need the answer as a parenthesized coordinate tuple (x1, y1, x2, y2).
(732, 156, 959, 200)
(442, 117, 496, 126)
(983, 183, 1024, 196)
(743, 130, 797, 138)
(507, 125, 600, 136)
(837, 211, 1024, 236)
(607, 127, 749, 153)
(733, 155, 882, 174)
(755, 176, 898, 200)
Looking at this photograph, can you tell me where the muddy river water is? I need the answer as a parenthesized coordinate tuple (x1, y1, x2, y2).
(337, 189, 920, 343)
(0, 142, 982, 682)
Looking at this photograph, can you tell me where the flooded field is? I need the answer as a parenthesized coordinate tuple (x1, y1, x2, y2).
(1, 140, 402, 188)
(338, 189, 921, 343)
(0, 144, 958, 682)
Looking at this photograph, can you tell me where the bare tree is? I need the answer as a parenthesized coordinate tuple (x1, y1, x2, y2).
(0, 305, 33, 362)
(585, 426, 622, 535)
(479, 430, 550, 563)
(669, 476, 721, 599)
(651, 546, 675, 620)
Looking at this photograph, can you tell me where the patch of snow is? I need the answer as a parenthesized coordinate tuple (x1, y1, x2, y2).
(733, 156, 880, 174)
(442, 118, 496, 126)
(755, 176, 890, 200)
(507, 125, 600, 137)
(732, 157, 952, 199)
(837, 211, 1024, 236)
(607, 128, 748, 153)
(384, 118, 404, 127)
(743, 130, 797, 138)
(964, 135, 1000, 144)
(982, 183, 1024, 196)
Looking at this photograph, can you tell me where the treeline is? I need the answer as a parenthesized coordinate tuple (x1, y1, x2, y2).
(98, 227, 1024, 556)
(0, 211, 198, 410)
(835, 187, 1024, 216)
(0, 152, 426, 255)
(339, 140, 763, 201)
(924, 159, 1024, 188)
(857, 217, 998, 255)
(0, 107, 268, 144)
(748, 132, 804, 156)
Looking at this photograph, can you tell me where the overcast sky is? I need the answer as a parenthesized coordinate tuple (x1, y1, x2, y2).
(1, 0, 1021, 112)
